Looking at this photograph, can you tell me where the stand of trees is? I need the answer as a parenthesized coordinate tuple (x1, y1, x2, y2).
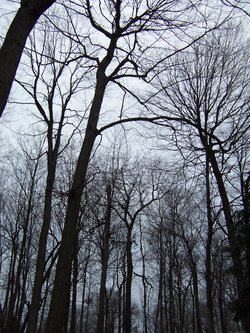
(0, 147, 248, 332)
(0, 1, 249, 332)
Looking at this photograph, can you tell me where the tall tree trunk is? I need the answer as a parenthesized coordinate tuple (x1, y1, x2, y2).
(205, 144, 250, 331)
(3, 233, 18, 331)
(218, 263, 228, 333)
(156, 227, 164, 333)
(45, 34, 118, 332)
(124, 227, 133, 333)
(17, 230, 32, 328)
(70, 243, 78, 333)
(4, 163, 37, 333)
(168, 260, 175, 333)
(117, 273, 123, 333)
(27, 144, 58, 333)
(79, 254, 90, 333)
(205, 157, 215, 333)
(139, 226, 148, 333)
(0, 0, 56, 116)
(45, 54, 113, 332)
(192, 264, 203, 333)
(184, 237, 202, 333)
(96, 184, 112, 333)
(27, 91, 68, 332)
(37, 278, 50, 333)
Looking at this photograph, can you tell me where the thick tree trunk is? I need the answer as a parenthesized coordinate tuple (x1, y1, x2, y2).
(45, 34, 117, 332)
(45, 73, 109, 333)
(0, 0, 56, 116)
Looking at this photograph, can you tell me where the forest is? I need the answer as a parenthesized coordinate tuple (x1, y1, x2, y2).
(0, 1, 250, 333)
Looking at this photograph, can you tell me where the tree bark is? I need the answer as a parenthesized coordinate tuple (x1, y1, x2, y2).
(0, 0, 56, 116)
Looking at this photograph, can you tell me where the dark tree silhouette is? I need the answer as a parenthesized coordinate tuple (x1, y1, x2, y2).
(0, 0, 56, 116)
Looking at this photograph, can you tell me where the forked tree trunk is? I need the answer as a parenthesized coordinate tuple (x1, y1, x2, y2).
(45, 36, 117, 329)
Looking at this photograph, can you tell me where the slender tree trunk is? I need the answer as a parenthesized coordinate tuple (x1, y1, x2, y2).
(141, 258, 148, 333)
(168, 260, 175, 333)
(154, 289, 160, 333)
(218, 265, 228, 333)
(79, 255, 89, 333)
(124, 227, 133, 333)
(192, 264, 203, 333)
(85, 298, 90, 333)
(191, 284, 196, 333)
(205, 144, 250, 331)
(70, 243, 78, 333)
(3, 237, 18, 331)
(205, 157, 215, 333)
(27, 96, 68, 332)
(157, 228, 164, 333)
(117, 278, 123, 333)
(244, 177, 250, 280)
(163, 271, 169, 333)
(27, 154, 57, 333)
(37, 278, 50, 333)
(17, 233, 32, 328)
(5, 166, 37, 333)
(0, 0, 56, 116)
(96, 184, 112, 333)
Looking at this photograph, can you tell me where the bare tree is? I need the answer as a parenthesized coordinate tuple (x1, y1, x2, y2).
(11, 21, 89, 333)
(43, 1, 208, 332)
(112, 157, 166, 333)
(147, 187, 200, 333)
(95, 182, 113, 333)
(0, 140, 44, 333)
(150, 25, 250, 331)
